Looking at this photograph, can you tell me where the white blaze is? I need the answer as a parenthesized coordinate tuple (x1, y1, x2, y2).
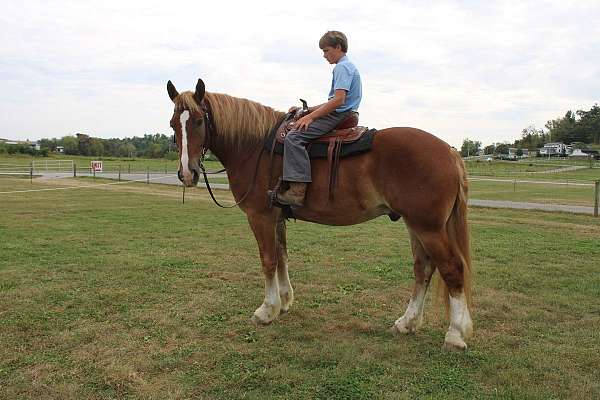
(179, 110, 191, 177)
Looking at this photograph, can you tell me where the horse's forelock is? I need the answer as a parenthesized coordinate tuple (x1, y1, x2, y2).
(174, 92, 202, 113)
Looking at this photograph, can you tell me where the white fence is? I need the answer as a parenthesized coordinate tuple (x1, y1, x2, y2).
(0, 160, 74, 175)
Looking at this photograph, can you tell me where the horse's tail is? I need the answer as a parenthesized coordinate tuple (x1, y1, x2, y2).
(435, 150, 472, 314)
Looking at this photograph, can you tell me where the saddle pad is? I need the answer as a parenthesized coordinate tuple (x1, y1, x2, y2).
(264, 127, 378, 159)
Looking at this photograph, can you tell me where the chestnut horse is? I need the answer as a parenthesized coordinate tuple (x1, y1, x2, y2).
(167, 79, 473, 350)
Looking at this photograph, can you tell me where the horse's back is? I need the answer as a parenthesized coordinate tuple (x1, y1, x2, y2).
(291, 126, 462, 227)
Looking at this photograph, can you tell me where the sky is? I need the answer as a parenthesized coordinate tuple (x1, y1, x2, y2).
(1, 0, 599, 148)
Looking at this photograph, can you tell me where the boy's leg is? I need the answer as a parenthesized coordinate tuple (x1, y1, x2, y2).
(283, 111, 350, 183)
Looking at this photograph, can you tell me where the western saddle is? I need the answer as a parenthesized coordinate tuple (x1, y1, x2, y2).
(274, 109, 369, 146)
(269, 106, 371, 205)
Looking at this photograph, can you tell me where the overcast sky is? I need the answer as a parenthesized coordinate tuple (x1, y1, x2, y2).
(2, 0, 599, 148)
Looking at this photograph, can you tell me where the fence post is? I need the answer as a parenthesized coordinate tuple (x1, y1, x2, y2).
(146, 166, 150, 184)
(594, 180, 599, 218)
(119, 165, 121, 182)
(73, 163, 77, 177)
(128, 164, 131, 174)
(93, 167, 96, 181)
(30, 162, 33, 184)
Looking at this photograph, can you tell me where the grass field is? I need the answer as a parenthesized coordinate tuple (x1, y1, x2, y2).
(465, 159, 600, 182)
(469, 179, 597, 207)
(1, 177, 599, 399)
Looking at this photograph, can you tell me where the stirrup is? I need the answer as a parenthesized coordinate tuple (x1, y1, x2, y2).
(268, 178, 284, 209)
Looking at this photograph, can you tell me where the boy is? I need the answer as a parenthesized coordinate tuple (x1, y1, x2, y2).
(277, 30, 362, 207)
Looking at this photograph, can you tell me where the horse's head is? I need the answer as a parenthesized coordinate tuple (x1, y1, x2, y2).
(167, 79, 208, 187)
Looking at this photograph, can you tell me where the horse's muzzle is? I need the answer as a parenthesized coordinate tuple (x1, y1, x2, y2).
(178, 169, 199, 186)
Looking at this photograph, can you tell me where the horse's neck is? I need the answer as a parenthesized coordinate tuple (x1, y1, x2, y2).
(209, 136, 264, 180)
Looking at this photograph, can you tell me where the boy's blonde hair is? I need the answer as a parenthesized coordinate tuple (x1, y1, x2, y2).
(319, 31, 348, 53)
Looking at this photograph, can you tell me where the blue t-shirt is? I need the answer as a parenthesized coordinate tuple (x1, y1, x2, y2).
(328, 55, 362, 112)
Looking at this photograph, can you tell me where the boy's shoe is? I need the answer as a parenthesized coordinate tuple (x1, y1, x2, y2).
(276, 182, 307, 207)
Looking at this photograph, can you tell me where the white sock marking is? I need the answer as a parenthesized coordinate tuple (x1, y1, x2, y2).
(448, 291, 472, 337)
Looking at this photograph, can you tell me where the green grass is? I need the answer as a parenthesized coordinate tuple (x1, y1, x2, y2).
(466, 159, 600, 182)
(469, 179, 596, 206)
(0, 177, 599, 399)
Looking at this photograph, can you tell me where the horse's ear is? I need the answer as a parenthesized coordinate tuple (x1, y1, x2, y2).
(167, 80, 179, 102)
(194, 79, 206, 103)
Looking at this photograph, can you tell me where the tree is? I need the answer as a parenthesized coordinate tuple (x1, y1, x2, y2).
(516, 125, 547, 149)
(576, 104, 600, 144)
(76, 133, 91, 156)
(483, 144, 495, 155)
(460, 138, 481, 157)
(89, 138, 105, 156)
(495, 143, 509, 155)
(39, 138, 57, 151)
(119, 143, 136, 158)
(61, 136, 79, 155)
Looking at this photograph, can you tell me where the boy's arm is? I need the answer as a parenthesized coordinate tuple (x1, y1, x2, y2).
(288, 102, 325, 113)
(294, 89, 347, 130)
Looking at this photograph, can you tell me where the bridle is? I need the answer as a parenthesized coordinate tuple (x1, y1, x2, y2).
(178, 98, 266, 209)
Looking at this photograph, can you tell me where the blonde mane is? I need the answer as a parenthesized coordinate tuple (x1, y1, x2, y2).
(174, 91, 285, 147)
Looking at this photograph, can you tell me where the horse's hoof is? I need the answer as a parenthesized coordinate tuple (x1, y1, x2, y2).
(443, 332, 468, 351)
(251, 303, 279, 326)
(251, 314, 272, 326)
(390, 325, 403, 336)
(279, 292, 293, 314)
(393, 317, 419, 334)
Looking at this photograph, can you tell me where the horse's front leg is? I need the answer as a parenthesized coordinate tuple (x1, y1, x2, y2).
(247, 212, 281, 325)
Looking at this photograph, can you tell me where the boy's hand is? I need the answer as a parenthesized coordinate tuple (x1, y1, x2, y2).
(294, 115, 314, 130)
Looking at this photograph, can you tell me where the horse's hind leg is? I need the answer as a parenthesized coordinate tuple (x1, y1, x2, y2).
(394, 230, 434, 333)
(276, 218, 294, 313)
(247, 213, 281, 325)
(419, 229, 473, 351)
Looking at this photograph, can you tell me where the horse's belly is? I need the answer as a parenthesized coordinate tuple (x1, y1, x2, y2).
(293, 203, 390, 226)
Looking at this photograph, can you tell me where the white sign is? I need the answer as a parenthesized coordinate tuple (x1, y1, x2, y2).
(91, 161, 103, 172)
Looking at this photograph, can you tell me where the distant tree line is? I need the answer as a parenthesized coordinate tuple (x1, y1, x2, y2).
(516, 104, 600, 149)
(460, 104, 600, 157)
(35, 133, 179, 159)
(0, 142, 49, 156)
